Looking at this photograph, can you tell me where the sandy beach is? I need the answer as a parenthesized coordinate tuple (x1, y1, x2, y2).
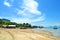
(0, 28, 60, 40)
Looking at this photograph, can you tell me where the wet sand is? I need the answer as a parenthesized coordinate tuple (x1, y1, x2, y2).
(0, 28, 60, 40)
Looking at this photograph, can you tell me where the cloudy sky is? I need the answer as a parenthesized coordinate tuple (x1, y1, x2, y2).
(0, 0, 60, 26)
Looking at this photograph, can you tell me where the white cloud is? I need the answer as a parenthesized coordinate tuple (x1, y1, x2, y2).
(0, 17, 7, 19)
(0, 17, 2, 18)
(3, 0, 13, 7)
(11, 18, 30, 23)
(31, 15, 45, 22)
(22, 0, 41, 15)
(11, 15, 45, 23)
(17, 0, 41, 15)
(13, 0, 45, 23)
(4, 1, 11, 7)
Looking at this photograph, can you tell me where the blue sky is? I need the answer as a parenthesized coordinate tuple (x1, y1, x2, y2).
(0, 0, 60, 26)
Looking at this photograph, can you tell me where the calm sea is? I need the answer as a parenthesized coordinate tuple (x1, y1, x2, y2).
(33, 27, 60, 37)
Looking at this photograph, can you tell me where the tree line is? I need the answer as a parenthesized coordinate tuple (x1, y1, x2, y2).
(0, 18, 44, 29)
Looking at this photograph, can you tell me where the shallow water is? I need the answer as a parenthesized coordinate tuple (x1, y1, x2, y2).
(33, 27, 60, 37)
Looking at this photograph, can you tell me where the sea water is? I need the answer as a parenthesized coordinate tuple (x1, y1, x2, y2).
(33, 27, 60, 37)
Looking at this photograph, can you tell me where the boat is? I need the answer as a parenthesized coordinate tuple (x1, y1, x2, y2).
(53, 26, 58, 29)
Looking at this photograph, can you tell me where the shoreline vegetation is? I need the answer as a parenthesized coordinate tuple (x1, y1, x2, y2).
(0, 18, 59, 29)
(0, 18, 44, 29)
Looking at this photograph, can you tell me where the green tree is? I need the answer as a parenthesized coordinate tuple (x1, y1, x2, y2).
(0, 19, 10, 27)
